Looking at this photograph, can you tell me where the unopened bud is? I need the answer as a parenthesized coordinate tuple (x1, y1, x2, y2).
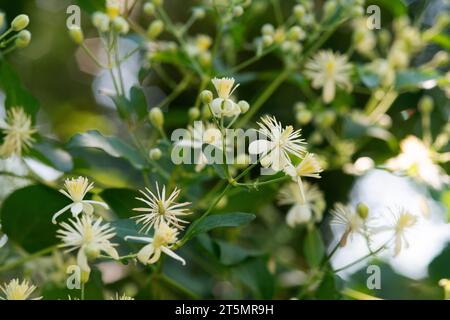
(288, 26, 305, 41)
(188, 107, 200, 120)
(113, 16, 129, 34)
(233, 6, 244, 17)
(15, 30, 31, 48)
(147, 19, 164, 39)
(316, 110, 336, 128)
(238, 100, 249, 114)
(92, 12, 110, 32)
(11, 14, 29, 31)
(149, 107, 164, 128)
(193, 8, 205, 19)
(143, 3, 155, 16)
(262, 35, 273, 47)
(293, 5, 305, 20)
(69, 26, 84, 44)
(261, 24, 274, 36)
(296, 109, 312, 125)
(149, 148, 162, 160)
(419, 96, 433, 114)
(356, 203, 369, 220)
(200, 90, 213, 104)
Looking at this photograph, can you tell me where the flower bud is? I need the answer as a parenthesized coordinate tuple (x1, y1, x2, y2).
(238, 100, 250, 114)
(68, 26, 84, 45)
(316, 110, 336, 128)
(188, 107, 200, 120)
(262, 35, 273, 47)
(106, 0, 121, 19)
(200, 90, 213, 104)
(261, 24, 274, 36)
(147, 19, 164, 39)
(15, 30, 31, 48)
(419, 96, 433, 114)
(149, 148, 162, 160)
(356, 203, 369, 220)
(199, 52, 212, 67)
(11, 14, 29, 31)
(296, 109, 312, 125)
(143, 2, 155, 16)
(92, 12, 110, 32)
(288, 26, 304, 41)
(149, 107, 164, 128)
(233, 6, 244, 17)
(193, 8, 205, 19)
(293, 5, 305, 20)
(113, 16, 129, 34)
(151, 0, 163, 6)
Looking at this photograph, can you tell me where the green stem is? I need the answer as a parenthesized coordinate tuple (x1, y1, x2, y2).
(0, 28, 13, 42)
(333, 242, 388, 273)
(81, 283, 85, 300)
(0, 245, 58, 273)
(81, 43, 107, 69)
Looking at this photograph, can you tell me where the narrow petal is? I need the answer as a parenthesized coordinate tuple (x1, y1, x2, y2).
(51, 204, 73, 224)
(161, 246, 186, 266)
(137, 243, 155, 264)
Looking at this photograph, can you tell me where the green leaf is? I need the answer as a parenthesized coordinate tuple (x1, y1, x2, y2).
(100, 188, 141, 219)
(431, 33, 450, 51)
(368, 0, 407, 17)
(30, 139, 74, 172)
(303, 227, 325, 268)
(75, 0, 105, 13)
(216, 240, 263, 266)
(0, 185, 69, 253)
(429, 244, 450, 282)
(186, 212, 255, 239)
(0, 60, 39, 119)
(395, 70, 441, 90)
(109, 218, 145, 240)
(67, 130, 147, 170)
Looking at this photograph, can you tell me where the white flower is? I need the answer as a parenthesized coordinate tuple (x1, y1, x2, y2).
(125, 221, 185, 266)
(386, 135, 449, 189)
(375, 208, 418, 257)
(330, 203, 366, 246)
(278, 182, 325, 227)
(111, 293, 134, 300)
(249, 115, 306, 172)
(0, 224, 7, 249)
(52, 176, 108, 224)
(0, 279, 41, 300)
(304, 50, 352, 103)
(0, 107, 36, 158)
(57, 215, 119, 273)
(133, 183, 191, 232)
(210, 77, 241, 118)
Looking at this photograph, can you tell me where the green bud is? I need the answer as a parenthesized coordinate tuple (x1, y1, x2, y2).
(238, 100, 250, 114)
(81, 270, 90, 284)
(149, 148, 162, 160)
(193, 8, 206, 19)
(15, 30, 31, 48)
(147, 19, 164, 39)
(149, 107, 164, 128)
(261, 24, 274, 36)
(419, 96, 433, 114)
(68, 26, 84, 45)
(296, 109, 312, 125)
(356, 203, 369, 220)
(143, 2, 155, 16)
(113, 16, 129, 34)
(288, 26, 304, 41)
(233, 6, 244, 17)
(92, 12, 110, 32)
(200, 90, 213, 104)
(11, 14, 29, 31)
(0, 12, 5, 28)
(316, 110, 336, 128)
(262, 35, 273, 47)
(188, 107, 200, 120)
(293, 5, 305, 20)
(199, 52, 212, 67)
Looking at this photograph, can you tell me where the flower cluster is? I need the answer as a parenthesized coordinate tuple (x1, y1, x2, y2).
(0, 13, 31, 55)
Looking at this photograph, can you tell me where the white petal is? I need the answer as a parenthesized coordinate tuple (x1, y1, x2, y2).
(103, 245, 119, 260)
(77, 247, 91, 273)
(0, 234, 8, 248)
(283, 165, 297, 177)
(71, 202, 83, 217)
(137, 243, 155, 264)
(51, 203, 73, 224)
(82, 202, 94, 215)
(84, 200, 109, 209)
(161, 246, 186, 266)
(248, 140, 273, 155)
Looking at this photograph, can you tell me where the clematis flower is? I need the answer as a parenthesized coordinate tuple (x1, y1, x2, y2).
(304, 50, 352, 103)
(133, 182, 192, 232)
(0, 107, 36, 158)
(330, 203, 366, 246)
(249, 115, 306, 172)
(57, 215, 119, 275)
(125, 221, 185, 266)
(210, 77, 241, 118)
(52, 176, 108, 224)
(0, 279, 41, 300)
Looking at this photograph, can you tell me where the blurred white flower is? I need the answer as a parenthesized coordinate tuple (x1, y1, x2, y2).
(249, 115, 306, 172)
(0, 279, 41, 300)
(386, 135, 449, 189)
(125, 221, 185, 266)
(304, 50, 352, 103)
(278, 181, 325, 227)
(133, 183, 191, 232)
(52, 176, 108, 224)
(57, 215, 119, 274)
(210, 77, 242, 118)
(0, 107, 36, 158)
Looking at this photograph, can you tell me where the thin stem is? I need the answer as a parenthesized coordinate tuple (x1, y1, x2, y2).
(341, 288, 381, 300)
(114, 32, 126, 96)
(0, 245, 58, 273)
(0, 28, 13, 42)
(225, 45, 278, 75)
(81, 283, 85, 300)
(236, 175, 289, 187)
(81, 43, 107, 69)
(153, 75, 191, 110)
(334, 242, 388, 273)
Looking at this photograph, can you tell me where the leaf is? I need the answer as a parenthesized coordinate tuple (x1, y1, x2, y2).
(67, 130, 147, 170)
(303, 227, 325, 268)
(109, 219, 145, 240)
(75, 0, 106, 13)
(110, 86, 148, 120)
(357, 66, 380, 89)
(0, 60, 39, 119)
(185, 212, 255, 239)
(100, 188, 141, 219)
(428, 244, 450, 282)
(368, 0, 407, 17)
(431, 33, 450, 51)
(216, 240, 263, 266)
(30, 139, 74, 172)
(0, 185, 70, 253)
(233, 258, 274, 299)
(395, 70, 441, 90)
